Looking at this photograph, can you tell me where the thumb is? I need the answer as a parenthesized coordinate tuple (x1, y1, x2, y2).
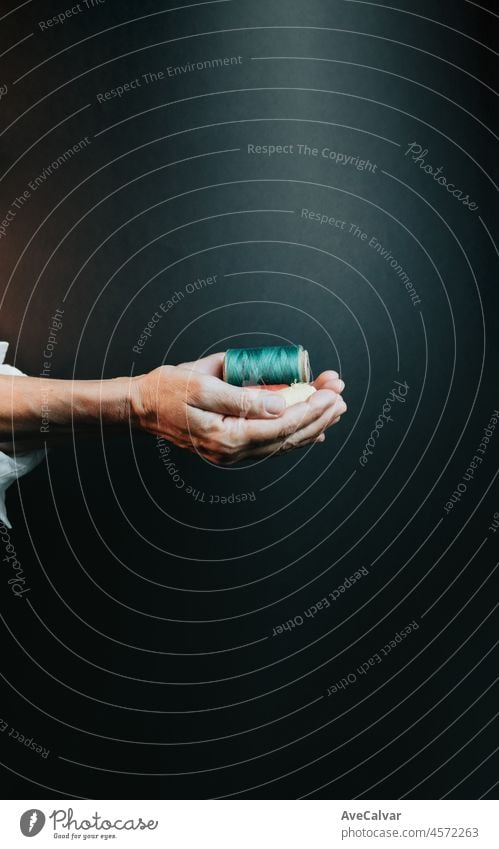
(191, 376, 287, 418)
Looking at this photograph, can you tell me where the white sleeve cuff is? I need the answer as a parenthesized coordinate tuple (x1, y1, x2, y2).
(0, 343, 45, 528)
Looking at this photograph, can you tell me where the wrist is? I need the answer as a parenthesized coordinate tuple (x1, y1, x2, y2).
(92, 376, 139, 430)
(128, 366, 175, 433)
(126, 374, 147, 431)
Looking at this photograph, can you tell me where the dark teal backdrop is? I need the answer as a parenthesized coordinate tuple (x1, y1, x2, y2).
(0, 0, 497, 799)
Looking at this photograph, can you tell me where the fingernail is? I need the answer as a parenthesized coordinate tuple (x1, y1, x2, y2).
(336, 379, 345, 392)
(264, 395, 285, 415)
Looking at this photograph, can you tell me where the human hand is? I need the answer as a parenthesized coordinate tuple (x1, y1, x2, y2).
(131, 352, 346, 465)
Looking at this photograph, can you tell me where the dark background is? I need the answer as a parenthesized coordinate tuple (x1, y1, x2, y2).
(0, 0, 497, 799)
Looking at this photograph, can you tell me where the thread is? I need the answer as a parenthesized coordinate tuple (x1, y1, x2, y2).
(223, 345, 310, 386)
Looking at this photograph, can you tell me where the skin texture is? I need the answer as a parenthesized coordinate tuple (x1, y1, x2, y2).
(132, 352, 346, 464)
(0, 352, 346, 463)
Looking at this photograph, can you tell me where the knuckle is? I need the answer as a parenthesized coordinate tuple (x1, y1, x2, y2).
(204, 417, 224, 437)
(223, 417, 246, 448)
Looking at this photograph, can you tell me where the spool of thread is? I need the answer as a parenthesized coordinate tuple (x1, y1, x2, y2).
(223, 345, 310, 386)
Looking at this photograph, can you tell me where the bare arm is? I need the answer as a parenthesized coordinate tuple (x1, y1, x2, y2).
(0, 374, 132, 450)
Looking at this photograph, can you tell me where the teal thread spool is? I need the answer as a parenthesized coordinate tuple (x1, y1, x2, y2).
(223, 345, 311, 386)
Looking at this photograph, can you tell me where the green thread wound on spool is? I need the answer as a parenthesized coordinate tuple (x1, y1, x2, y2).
(224, 345, 310, 386)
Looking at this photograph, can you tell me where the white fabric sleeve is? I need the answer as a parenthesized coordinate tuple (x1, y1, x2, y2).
(0, 343, 45, 528)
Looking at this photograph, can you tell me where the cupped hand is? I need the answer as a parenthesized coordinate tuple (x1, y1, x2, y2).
(131, 352, 347, 465)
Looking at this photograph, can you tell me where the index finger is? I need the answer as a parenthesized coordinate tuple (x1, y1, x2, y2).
(177, 352, 225, 376)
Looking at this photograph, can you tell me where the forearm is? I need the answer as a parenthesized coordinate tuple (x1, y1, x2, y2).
(0, 374, 137, 446)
